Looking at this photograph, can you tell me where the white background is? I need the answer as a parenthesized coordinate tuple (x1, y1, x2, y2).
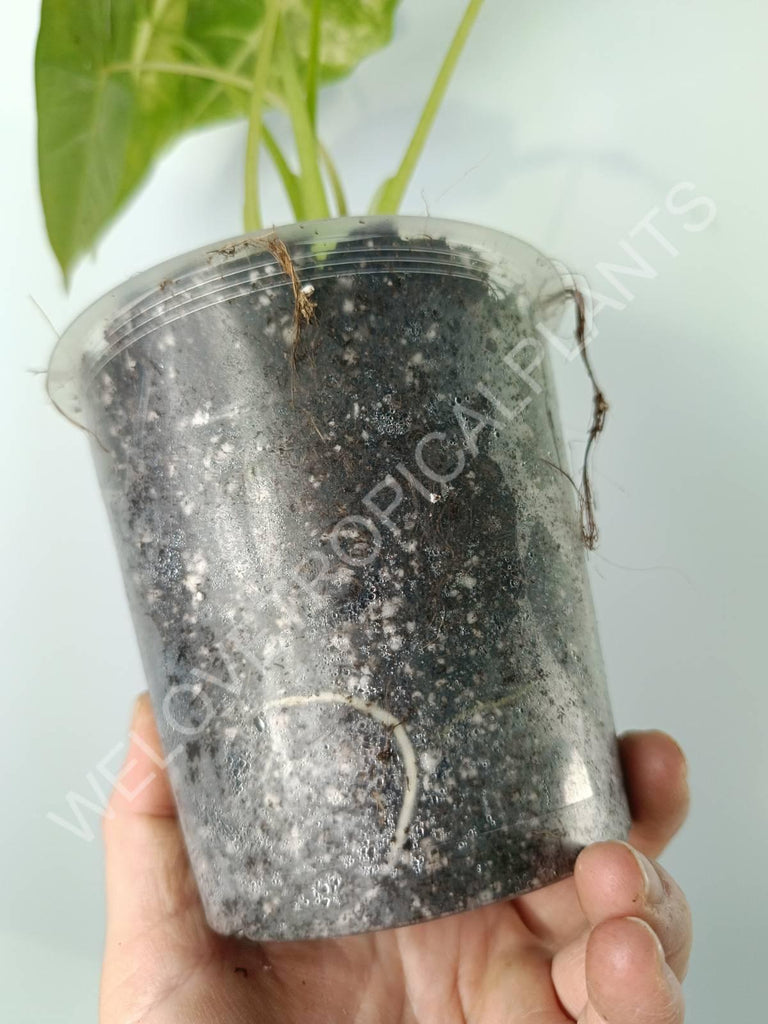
(2, 0, 766, 1020)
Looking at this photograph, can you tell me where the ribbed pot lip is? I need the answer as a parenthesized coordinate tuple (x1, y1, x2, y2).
(47, 215, 566, 426)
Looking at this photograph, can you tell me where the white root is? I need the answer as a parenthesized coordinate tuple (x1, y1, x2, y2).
(263, 691, 418, 866)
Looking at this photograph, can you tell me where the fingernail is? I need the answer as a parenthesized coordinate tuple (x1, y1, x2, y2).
(130, 691, 149, 728)
(626, 917, 666, 965)
(617, 841, 664, 903)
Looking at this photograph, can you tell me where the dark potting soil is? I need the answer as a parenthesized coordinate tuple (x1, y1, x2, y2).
(87, 227, 630, 941)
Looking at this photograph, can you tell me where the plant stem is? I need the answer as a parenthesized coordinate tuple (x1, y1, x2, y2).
(370, 0, 486, 215)
(319, 141, 348, 216)
(244, 0, 281, 232)
(306, 0, 322, 130)
(275, 14, 330, 220)
(263, 124, 306, 220)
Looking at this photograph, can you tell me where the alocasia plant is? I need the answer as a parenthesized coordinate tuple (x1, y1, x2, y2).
(36, 0, 485, 282)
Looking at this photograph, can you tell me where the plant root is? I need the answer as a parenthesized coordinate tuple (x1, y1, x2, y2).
(568, 286, 608, 550)
(264, 235, 317, 373)
(543, 285, 608, 551)
(262, 691, 418, 867)
(207, 233, 318, 396)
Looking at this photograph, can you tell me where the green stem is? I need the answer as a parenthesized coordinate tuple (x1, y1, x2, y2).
(306, 0, 322, 130)
(370, 0, 485, 214)
(319, 141, 348, 216)
(263, 124, 306, 220)
(275, 14, 330, 220)
(244, 0, 281, 231)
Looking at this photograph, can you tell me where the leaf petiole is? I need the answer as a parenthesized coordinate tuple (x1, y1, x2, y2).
(319, 141, 348, 216)
(244, 0, 281, 231)
(263, 124, 306, 221)
(306, 0, 322, 131)
(274, 13, 330, 221)
(370, 0, 485, 214)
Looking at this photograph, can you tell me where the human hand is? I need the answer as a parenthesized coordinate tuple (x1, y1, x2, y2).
(100, 694, 691, 1023)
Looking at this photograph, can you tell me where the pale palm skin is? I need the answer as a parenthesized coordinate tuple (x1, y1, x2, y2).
(101, 695, 692, 1024)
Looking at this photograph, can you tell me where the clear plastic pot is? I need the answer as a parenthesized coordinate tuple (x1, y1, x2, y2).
(49, 216, 630, 941)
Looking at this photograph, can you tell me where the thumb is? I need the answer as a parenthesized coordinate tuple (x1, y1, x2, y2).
(101, 692, 204, 951)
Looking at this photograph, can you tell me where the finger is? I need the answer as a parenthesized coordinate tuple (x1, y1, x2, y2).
(551, 840, 692, 1017)
(106, 691, 177, 818)
(622, 730, 690, 861)
(102, 693, 206, 946)
(578, 916, 685, 1024)
(512, 730, 689, 948)
(574, 841, 692, 980)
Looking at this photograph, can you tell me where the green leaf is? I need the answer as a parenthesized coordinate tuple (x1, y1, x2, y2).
(36, 0, 401, 280)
